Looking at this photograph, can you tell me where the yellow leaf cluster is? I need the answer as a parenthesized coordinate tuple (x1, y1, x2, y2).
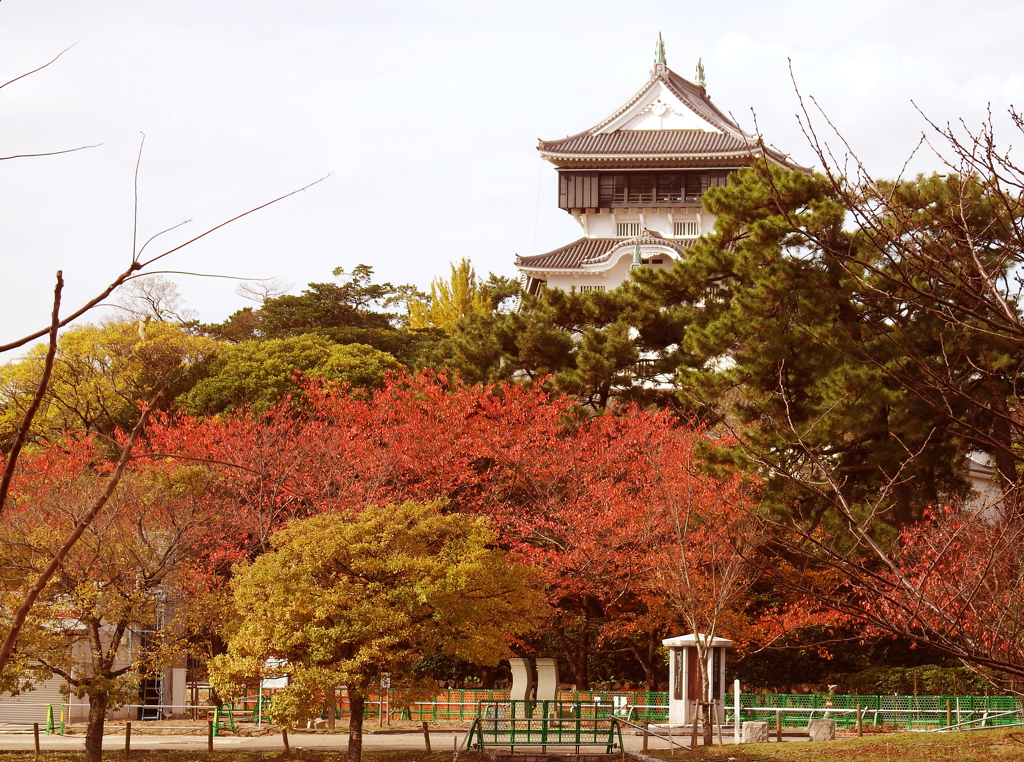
(209, 502, 544, 727)
(407, 259, 490, 331)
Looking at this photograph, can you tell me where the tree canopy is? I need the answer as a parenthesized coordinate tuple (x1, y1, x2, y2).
(209, 502, 544, 762)
(0, 320, 220, 451)
(0, 439, 211, 762)
(178, 335, 402, 415)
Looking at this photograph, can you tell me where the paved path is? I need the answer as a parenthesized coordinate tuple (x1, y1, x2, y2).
(0, 727, 739, 753)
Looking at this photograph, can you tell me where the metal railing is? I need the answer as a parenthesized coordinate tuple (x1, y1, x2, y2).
(463, 700, 624, 753)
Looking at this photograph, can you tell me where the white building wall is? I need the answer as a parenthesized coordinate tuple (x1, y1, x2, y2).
(0, 678, 64, 726)
(579, 210, 713, 240)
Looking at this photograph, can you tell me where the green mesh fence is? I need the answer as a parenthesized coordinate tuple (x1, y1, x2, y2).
(248, 689, 1021, 731)
(735, 693, 1023, 730)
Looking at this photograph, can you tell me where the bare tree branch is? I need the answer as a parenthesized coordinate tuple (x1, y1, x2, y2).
(0, 272, 63, 515)
(0, 176, 329, 356)
(0, 44, 76, 91)
(0, 144, 102, 161)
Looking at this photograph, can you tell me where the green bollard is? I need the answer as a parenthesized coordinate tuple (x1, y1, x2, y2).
(45, 705, 54, 735)
(213, 705, 221, 737)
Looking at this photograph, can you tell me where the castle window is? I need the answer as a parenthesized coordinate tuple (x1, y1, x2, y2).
(627, 174, 656, 205)
(578, 285, 606, 293)
(684, 173, 704, 202)
(599, 175, 627, 206)
(674, 221, 698, 237)
(617, 222, 641, 237)
(657, 174, 683, 203)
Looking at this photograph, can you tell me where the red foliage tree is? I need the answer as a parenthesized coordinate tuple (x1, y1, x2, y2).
(0, 437, 212, 762)
(145, 372, 771, 689)
(800, 506, 1024, 690)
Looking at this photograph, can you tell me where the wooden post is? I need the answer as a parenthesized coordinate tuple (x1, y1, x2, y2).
(125, 721, 131, 758)
(689, 701, 699, 748)
(422, 721, 431, 751)
(775, 710, 782, 742)
(33, 723, 39, 755)
(715, 700, 723, 746)
(328, 688, 336, 730)
(642, 720, 649, 752)
(207, 720, 214, 753)
(946, 700, 952, 728)
(857, 703, 863, 737)
(282, 726, 290, 753)
(669, 720, 674, 756)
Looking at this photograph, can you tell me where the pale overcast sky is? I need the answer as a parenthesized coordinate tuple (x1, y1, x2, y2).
(2, 0, 1023, 342)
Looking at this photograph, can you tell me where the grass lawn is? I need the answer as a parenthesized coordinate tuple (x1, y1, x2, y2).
(642, 727, 1024, 760)
(1, 733, 1024, 760)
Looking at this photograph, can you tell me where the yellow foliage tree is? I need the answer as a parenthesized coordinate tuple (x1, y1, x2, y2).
(209, 502, 545, 762)
(407, 258, 490, 330)
(0, 320, 221, 449)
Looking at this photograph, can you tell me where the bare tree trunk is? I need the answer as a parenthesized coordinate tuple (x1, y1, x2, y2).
(83, 693, 108, 762)
(696, 642, 712, 746)
(347, 693, 364, 762)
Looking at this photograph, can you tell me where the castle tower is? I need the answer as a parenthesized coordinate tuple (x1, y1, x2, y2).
(517, 38, 800, 295)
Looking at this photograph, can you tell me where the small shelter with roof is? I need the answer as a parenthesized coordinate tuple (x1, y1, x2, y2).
(663, 632, 733, 726)
(517, 35, 800, 294)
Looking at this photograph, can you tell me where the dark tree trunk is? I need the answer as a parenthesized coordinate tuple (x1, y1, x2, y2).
(890, 479, 913, 527)
(347, 693, 365, 762)
(208, 632, 225, 707)
(703, 702, 713, 746)
(990, 400, 1022, 519)
(83, 693, 108, 762)
(632, 630, 661, 692)
(555, 619, 589, 689)
(480, 666, 495, 690)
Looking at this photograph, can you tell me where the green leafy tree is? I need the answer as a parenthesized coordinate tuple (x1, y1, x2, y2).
(0, 320, 221, 451)
(178, 335, 402, 415)
(209, 502, 544, 762)
(621, 163, 978, 528)
(201, 265, 441, 365)
(425, 284, 688, 411)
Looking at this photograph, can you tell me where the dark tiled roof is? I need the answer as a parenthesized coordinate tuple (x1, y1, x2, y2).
(538, 130, 750, 157)
(538, 64, 802, 170)
(517, 238, 619, 270)
(517, 233, 696, 271)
